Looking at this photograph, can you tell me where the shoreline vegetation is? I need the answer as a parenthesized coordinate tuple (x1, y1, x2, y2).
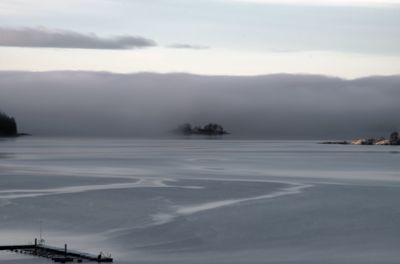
(175, 123, 229, 136)
(321, 131, 400, 146)
(0, 112, 29, 137)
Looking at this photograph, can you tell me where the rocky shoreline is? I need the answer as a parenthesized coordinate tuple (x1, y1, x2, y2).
(321, 131, 400, 146)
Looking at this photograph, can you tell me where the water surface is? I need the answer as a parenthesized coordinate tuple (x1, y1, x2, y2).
(0, 138, 399, 263)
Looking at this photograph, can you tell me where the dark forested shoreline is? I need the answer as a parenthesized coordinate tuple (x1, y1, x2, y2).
(0, 112, 18, 137)
(0, 112, 29, 137)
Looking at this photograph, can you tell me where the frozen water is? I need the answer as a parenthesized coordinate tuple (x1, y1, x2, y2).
(0, 138, 399, 263)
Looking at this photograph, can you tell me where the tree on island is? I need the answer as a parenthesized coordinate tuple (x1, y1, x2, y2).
(0, 112, 18, 136)
(390, 131, 399, 145)
(176, 123, 229, 136)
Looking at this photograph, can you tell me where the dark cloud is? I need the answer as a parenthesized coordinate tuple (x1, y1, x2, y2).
(0, 27, 156, 49)
(168, 44, 209, 50)
(0, 71, 399, 139)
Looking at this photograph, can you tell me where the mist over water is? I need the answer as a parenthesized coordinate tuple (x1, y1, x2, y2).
(0, 71, 399, 138)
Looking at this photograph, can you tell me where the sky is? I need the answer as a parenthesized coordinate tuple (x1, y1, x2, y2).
(0, 0, 399, 78)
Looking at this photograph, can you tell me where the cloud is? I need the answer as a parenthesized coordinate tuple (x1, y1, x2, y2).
(0, 27, 157, 49)
(168, 44, 209, 50)
(227, 0, 400, 6)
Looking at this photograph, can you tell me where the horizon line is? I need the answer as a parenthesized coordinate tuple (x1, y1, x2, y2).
(1, 69, 399, 81)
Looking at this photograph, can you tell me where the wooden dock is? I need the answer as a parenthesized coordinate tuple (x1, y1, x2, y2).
(0, 239, 113, 263)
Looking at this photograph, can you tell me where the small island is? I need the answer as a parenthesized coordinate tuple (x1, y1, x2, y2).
(321, 131, 400, 146)
(176, 123, 229, 136)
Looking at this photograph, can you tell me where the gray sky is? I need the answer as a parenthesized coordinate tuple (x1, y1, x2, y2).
(0, 0, 399, 77)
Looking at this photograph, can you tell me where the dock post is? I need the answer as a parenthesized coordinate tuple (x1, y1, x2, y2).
(64, 244, 67, 257)
(34, 238, 37, 255)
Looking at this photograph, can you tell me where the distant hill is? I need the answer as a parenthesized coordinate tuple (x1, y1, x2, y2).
(0, 112, 18, 137)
